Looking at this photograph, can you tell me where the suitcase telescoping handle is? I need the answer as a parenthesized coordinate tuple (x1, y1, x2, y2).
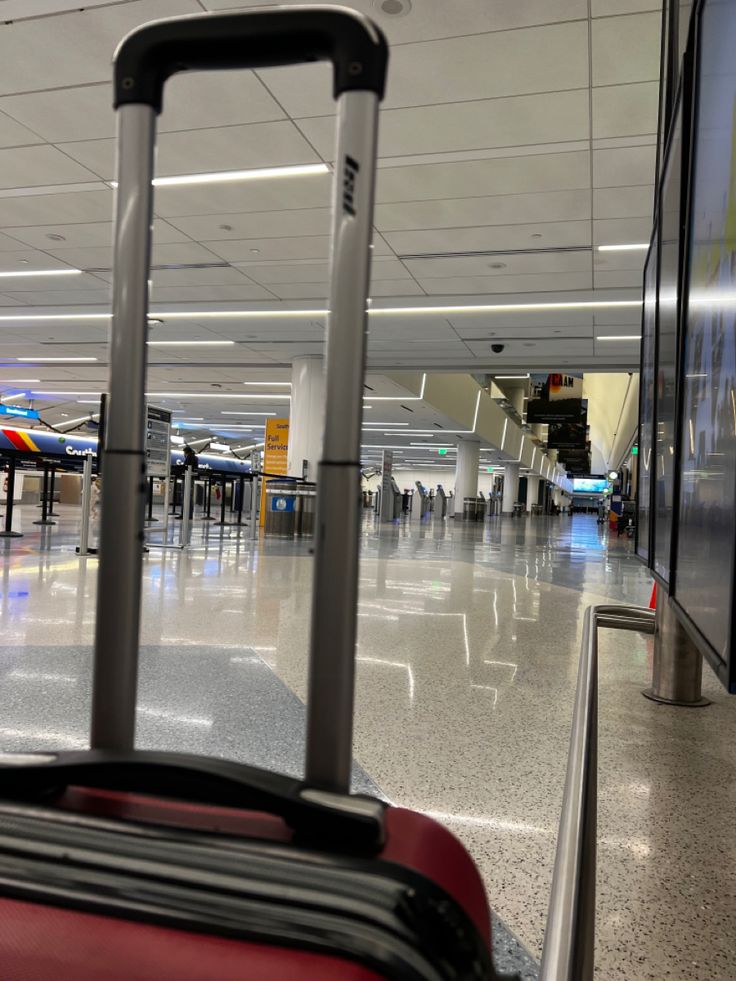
(92, 7, 388, 796)
(0, 751, 386, 851)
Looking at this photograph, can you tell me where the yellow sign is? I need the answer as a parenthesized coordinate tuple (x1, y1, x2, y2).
(260, 418, 290, 525)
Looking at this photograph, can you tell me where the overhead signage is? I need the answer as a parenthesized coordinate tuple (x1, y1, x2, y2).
(0, 404, 39, 420)
(260, 418, 290, 526)
(145, 404, 172, 478)
(526, 398, 587, 424)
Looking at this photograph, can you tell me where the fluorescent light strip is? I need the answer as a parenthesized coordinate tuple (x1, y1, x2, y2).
(18, 357, 98, 362)
(32, 391, 101, 397)
(362, 422, 410, 427)
(1, 393, 28, 402)
(57, 414, 98, 428)
(597, 243, 648, 252)
(146, 393, 291, 400)
(495, 374, 530, 380)
(147, 340, 235, 347)
(0, 300, 642, 325)
(222, 411, 277, 416)
(597, 335, 641, 341)
(111, 163, 329, 188)
(77, 399, 100, 404)
(0, 268, 81, 278)
(243, 381, 291, 387)
(0, 378, 40, 383)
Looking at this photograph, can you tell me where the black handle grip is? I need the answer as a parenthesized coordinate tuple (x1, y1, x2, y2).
(0, 750, 385, 852)
(114, 7, 389, 113)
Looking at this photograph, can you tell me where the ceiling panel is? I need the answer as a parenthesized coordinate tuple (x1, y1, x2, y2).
(593, 269, 644, 288)
(592, 0, 659, 13)
(165, 208, 332, 241)
(62, 120, 321, 182)
(416, 272, 593, 294)
(0, 145, 98, 189)
(147, 267, 269, 288)
(152, 174, 332, 217)
(404, 250, 591, 279)
(591, 12, 661, 86)
(593, 215, 654, 245)
(259, 20, 589, 116)
(148, 284, 276, 303)
(243, 257, 412, 285)
(593, 145, 656, 187)
(44, 241, 225, 271)
(0, 188, 113, 226)
(0, 110, 43, 148)
(377, 151, 591, 203)
(592, 81, 659, 139)
(298, 89, 590, 159)
(2, 288, 110, 305)
(593, 184, 654, 218)
(383, 220, 591, 255)
(3, 219, 189, 250)
(0, 0, 200, 94)
(203, 0, 587, 42)
(375, 190, 591, 232)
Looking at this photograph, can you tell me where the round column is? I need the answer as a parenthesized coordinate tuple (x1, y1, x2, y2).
(287, 356, 325, 481)
(526, 475, 540, 512)
(502, 463, 520, 514)
(454, 439, 480, 515)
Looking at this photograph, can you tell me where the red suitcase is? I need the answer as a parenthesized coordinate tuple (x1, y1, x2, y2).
(0, 7, 506, 979)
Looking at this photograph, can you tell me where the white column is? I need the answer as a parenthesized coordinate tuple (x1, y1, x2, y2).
(453, 439, 480, 514)
(287, 356, 325, 481)
(526, 475, 540, 512)
(502, 463, 519, 514)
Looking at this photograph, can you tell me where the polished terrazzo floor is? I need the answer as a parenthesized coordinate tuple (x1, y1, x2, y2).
(0, 503, 733, 980)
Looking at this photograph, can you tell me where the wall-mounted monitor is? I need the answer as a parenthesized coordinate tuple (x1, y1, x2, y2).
(637, 233, 658, 565)
(672, 0, 736, 692)
(653, 79, 688, 586)
(572, 478, 608, 494)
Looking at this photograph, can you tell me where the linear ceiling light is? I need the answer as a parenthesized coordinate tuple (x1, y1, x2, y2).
(77, 399, 100, 404)
(57, 414, 98, 428)
(597, 243, 649, 252)
(0, 268, 82, 278)
(32, 391, 101, 396)
(147, 340, 235, 347)
(495, 374, 530, 380)
(145, 393, 291, 399)
(110, 163, 329, 189)
(368, 300, 642, 315)
(243, 381, 291, 386)
(222, 411, 277, 416)
(597, 335, 641, 341)
(1, 392, 28, 402)
(0, 378, 41, 383)
(17, 357, 98, 362)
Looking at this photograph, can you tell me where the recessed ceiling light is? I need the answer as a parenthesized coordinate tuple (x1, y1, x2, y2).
(597, 243, 648, 252)
(0, 268, 81, 278)
(110, 163, 329, 189)
(146, 340, 235, 347)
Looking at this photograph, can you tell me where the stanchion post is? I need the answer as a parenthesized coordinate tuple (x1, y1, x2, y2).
(77, 453, 93, 556)
(48, 466, 58, 516)
(643, 584, 711, 707)
(0, 458, 22, 538)
(180, 467, 193, 547)
(237, 475, 245, 526)
(161, 472, 171, 543)
(34, 464, 56, 526)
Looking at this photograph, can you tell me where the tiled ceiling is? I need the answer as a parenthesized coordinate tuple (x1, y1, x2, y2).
(0, 0, 658, 432)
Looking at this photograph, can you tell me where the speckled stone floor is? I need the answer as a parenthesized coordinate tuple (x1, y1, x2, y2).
(0, 504, 733, 980)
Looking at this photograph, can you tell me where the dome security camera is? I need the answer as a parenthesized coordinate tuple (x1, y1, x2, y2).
(491, 343, 505, 354)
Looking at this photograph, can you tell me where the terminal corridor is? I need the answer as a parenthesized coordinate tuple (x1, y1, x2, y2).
(0, 507, 732, 980)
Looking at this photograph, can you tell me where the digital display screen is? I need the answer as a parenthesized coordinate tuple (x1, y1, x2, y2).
(653, 91, 684, 585)
(573, 478, 608, 494)
(674, 0, 736, 688)
(637, 237, 658, 564)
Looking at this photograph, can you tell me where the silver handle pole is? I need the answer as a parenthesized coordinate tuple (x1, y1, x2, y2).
(90, 103, 156, 751)
(305, 90, 379, 791)
(539, 604, 655, 981)
(78, 453, 93, 556)
(181, 468, 193, 547)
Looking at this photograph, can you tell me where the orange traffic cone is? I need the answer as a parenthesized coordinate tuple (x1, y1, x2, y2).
(649, 582, 657, 609)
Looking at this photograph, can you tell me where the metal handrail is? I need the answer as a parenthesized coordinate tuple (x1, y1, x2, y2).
(538, 604, 656, 980)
